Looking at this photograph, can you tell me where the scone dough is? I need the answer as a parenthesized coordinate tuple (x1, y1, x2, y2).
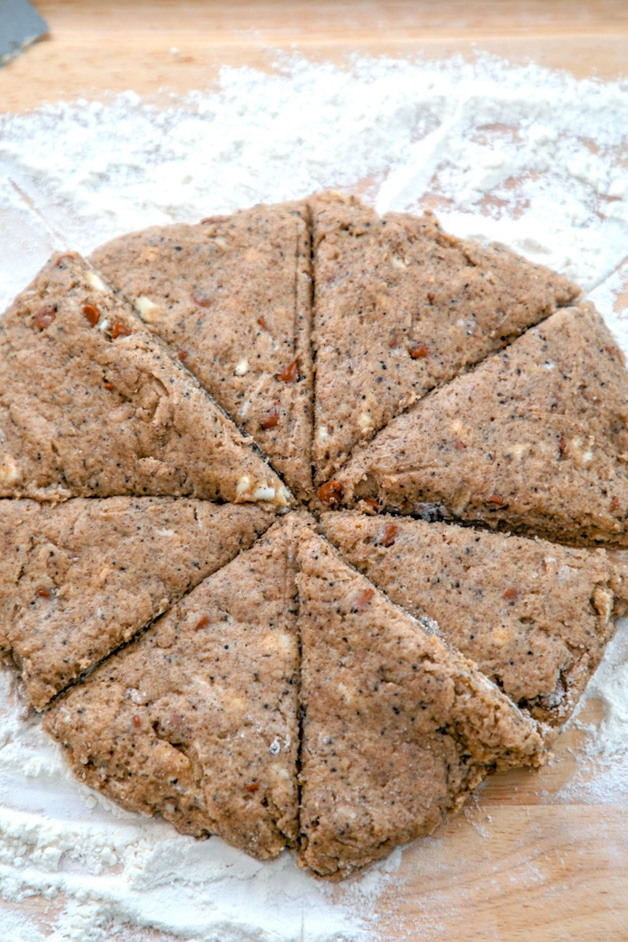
(1, 194, 626, 876)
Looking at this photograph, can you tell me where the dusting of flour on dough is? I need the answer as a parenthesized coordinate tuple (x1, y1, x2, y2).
(0, 51, 628, 941)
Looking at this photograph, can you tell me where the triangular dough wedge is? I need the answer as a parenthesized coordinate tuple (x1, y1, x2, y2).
(336, 304, 628, 546)
(296, 531, 543, 878)
(44, 514, 302, 859)
(310, 192, 579, 482)
(0, 498, 273, 709)
(0, 253, 289, 506)
(91, 202, 313, 498)
(321, 512, 628, 726)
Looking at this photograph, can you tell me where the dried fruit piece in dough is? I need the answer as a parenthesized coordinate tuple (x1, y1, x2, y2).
(0, 498, 273, 709)
(336, 304, 628, 547)
(92, 202, 313, 499)
(297, 531, 543, 878)
(310, 192, 579, 482)
(44, 514, 302, 859)
(0, 254, 289, 505)
(321, 512, 628, 727)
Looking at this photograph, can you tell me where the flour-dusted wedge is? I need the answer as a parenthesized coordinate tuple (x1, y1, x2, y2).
(91, 202, 313, 499)
(0, 253, 290, 505)
(310, 192, 579, 482)
(44, 514, 302, 859)
(335, 304, 628, 546)
(0, 498, 273, 709)
(296, 531, 543, 878)
(321, 512, 628, 727)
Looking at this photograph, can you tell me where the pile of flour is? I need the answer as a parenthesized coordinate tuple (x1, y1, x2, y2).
(0, 52, 627, 941)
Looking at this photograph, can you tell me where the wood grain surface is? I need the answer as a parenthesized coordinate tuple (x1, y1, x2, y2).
(373, 701, 628, 941)
(1, 1, 628, 112)
(1, 3, 628, 940)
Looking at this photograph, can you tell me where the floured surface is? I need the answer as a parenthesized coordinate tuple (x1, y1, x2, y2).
(1, 52, 628, 942)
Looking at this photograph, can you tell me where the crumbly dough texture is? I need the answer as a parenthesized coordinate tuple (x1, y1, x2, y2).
(0, 498, 273, 709)
(2, 193, 627, 876)
(296, 530, 543, 877)
(321, 512, 628, 727)
(91, 202, 313, 500)
(309, 192, 579, 482)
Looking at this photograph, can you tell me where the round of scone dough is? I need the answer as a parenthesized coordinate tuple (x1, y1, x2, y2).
(1, 193, 627, 877)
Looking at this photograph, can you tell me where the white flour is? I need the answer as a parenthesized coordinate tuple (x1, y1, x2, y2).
(0, 52, 628, 941)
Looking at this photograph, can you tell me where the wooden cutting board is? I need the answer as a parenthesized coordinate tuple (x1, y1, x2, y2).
(2, 0, 628, 112)
(374, 705, 628, 940)
(1, 3, 628, 939)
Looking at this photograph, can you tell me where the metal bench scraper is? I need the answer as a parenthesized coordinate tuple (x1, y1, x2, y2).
(0, 0, 48, 66)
